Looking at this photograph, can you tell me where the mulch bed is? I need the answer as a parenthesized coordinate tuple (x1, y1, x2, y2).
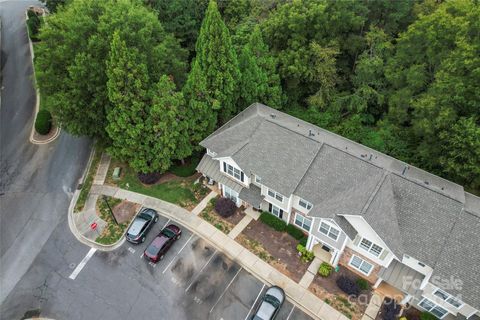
(223, 206, 246, 225)
(309, 266, 372, 320)
(241, 219, 309, 282)
(112, 201, 140, 224)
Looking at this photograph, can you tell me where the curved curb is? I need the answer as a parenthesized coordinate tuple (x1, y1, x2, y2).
(25, 9, 61, 146)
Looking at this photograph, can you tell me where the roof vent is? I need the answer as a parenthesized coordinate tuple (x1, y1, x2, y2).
(308, 129, 315, 137)
(424, 181, 429, 185)
(361, 154, 366, 158)
(270, 113, 276, 119)
(369, 154, 373, 161)
(401, 165, 409, 176)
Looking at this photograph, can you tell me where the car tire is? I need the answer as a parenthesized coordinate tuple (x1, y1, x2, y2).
(141, 237, 145, 243)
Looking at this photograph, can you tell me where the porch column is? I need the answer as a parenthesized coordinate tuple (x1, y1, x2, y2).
(400, 294, 412, 305)
(373, 277, 383, 289)
(332, 250, 341, 267)
(306, 234, 314, 251)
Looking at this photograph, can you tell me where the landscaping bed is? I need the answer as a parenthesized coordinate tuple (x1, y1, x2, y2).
(199, 197, 246, 234)
(95, 196, 140, 245)
(309, 266, 372, 320)
(239, 217, 309, 282)
(74, 148, 103, 213)
(105, 159, 209, 210)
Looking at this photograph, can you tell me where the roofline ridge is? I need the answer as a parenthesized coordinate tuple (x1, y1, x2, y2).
(361, 171, 389, 215)
(431, 208, 464, 271)
(292, 143, 325, 197)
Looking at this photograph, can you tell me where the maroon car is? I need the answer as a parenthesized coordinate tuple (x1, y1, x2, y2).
(144, 225, 182, 263)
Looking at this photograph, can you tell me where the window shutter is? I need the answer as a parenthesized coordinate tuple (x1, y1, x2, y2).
(280, 209, 284, 219)
(379, 249, 388, 260)
(269, 203, 272, 212)
(240, 171, 244, 182)
(353, 235, 361, 246)
(223, 162, 226, 172)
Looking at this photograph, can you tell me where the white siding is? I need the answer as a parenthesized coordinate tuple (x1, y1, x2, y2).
(401, 254, 434, 277)
(422, 283, 478, 318)
(343, 215, 394, 267)
(291, 195, 312, 214)
(260, 185, 291, 212)
(216, 157, 250, 186)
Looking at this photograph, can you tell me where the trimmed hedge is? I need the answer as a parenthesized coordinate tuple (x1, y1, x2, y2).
(137, 172, 161, 185)
(318, 262, 333, 277)
(34, 109, 52, 135)
(356, 278, 369, 290)
(259, 212, 287, 231)
(299, 236, 308, 247)
(286, 224, 305, 240)
(336, 276, 360, 297)
(215, 197, 237, 218)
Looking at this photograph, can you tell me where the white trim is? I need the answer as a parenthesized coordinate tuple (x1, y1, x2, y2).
(222, 185, 240, 206)
(318, 220, 340, 241)
(348, 255, 373, 276)
(294, 212, 312, 232)
(298, 198, 312, 211)
(267, 188, 284, 203)
(433, 288, 464, 309)
(358, 237, 384, 258)
(418, 297, 449, 319)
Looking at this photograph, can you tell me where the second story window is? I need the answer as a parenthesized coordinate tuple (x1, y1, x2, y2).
(255, 175, 262, 184)
(319, 221, 339, 241)
(267, 189, 284, 202)
(223, 162, 244, 182)
(359, 238, 383, 257)
(433, 289, 463, 309)
(298, 198, 312, 210)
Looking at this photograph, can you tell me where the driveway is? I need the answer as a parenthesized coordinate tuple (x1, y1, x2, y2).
(0, 212, 314, 320)
(0, 0, 90, 304)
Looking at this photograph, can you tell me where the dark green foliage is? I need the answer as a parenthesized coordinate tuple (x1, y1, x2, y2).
(169, 156, 201, 177)
(137, 172, 162, 185)
(27, 10, 42, 41)
(34, 110, 52, 135)
(42, 0, 70, 13)
(286, 224, 305, 240)
(420, 311, 438, 320)
(259, 212, 287, 232)
(299, 236, 308, 247)
(318, 262, 333, 277)
(356, 278, 370, 291)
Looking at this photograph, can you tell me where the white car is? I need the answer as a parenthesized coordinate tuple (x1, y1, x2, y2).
(252, 286, 285, 320)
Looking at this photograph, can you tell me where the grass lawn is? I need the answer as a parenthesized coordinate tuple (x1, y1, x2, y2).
(95, 197, 128, 245)
(169, 155, 201, 177)
(109, 163, 209, 208)
(74, 148, 102, 213)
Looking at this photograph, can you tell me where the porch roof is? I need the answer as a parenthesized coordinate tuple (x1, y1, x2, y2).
(196, 155, 243, 193)
(378, 259, 424, 297)
(239, 184, 263, 208)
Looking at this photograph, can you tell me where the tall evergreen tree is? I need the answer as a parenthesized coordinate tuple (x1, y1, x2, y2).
(184, 0, 241, 126)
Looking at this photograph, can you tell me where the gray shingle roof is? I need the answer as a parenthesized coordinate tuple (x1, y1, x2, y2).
(378, 258, 425, 297)
(196, 154, 243, 193)
(198, 102, 480, 309)
(239, 184, 263, 208)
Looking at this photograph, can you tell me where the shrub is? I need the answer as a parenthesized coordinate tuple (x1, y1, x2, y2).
(382, 298, 401, 320)
(299, 236, 308, 247)
(27, 10, 42, 41)
(259, 212, 287, 231)
(318, 262, 333, 277)
(34, 109, 52, 135)
(399, 317, 407, 320)
(286, 224, 305, 240)
(137, 172, 161, 184)
(356, 278, 370, 290)
(420, 312, 438, 320)
(215, 197, 237, 218)
(296, 244, 314, 262)
(209, 196, 218, 207)
(336, 276, 360, 297)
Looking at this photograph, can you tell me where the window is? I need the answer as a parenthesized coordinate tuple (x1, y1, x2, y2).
(433, 289, 463, 309)
(255, 175, 262, 184)
(419, 298, 449, 319)
(319, 221, 340, 241)
(349, 255, 373, 275)
(298, 198, 312, 210)
(267, 189, 284, 203)
(359, 238, 383, 257)
(294, 213, 312, 232)
(268, 203, 283, 218)
(223, 186, 238, 204)
(223, 162, 244, 182)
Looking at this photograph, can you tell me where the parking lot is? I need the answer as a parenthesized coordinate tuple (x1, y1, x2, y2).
(1, 211, 315, 320)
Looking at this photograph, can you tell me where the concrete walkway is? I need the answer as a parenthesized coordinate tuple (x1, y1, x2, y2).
(191, 190, 217, 215)
(77, 184, 349, 320)
(228, 215, 253, 239)
(361, 293, 383, 320)
(93, 152, 111, 185)
(299, 257, 323, 288)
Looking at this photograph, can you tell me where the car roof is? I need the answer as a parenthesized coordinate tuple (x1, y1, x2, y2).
(145, 235, 169, 256)
(255, 301, 276, 319)
(265, 286, 284, 302)
(127, 217, 147, 236)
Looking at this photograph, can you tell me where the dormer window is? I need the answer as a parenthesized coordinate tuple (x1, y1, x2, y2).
(267, 189, 284, 203)
(223, 162, 244, 182)
(298, 198, 312, 210)
(255, 175, 262, 184)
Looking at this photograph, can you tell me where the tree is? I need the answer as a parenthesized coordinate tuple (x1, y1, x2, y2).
(238, 26, 283, 108)
(183, 0, 240, 131)
(42, 0, 70, 13)
(35, 0, 187, 139)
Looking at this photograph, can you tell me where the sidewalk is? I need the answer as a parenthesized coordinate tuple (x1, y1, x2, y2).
(77, 184, 349, 320)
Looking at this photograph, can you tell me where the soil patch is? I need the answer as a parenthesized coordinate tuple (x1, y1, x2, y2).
(112, 200, 139, 223)
(309, 266, 372, 320)
(241, 219, 309, 282)
(200, 198, 246, 234)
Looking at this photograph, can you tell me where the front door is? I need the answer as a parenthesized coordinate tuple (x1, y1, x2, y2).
(268, 203, 283, 219)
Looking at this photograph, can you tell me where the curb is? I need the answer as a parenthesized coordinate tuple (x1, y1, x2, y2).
(25, 9, 61, 145)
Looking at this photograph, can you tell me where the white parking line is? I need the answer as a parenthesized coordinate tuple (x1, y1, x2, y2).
(185, 251, 217, 292)
(162, 234, 195, 274)
(160, 219, 171, 230)
(68, 248, 97, 280)
(209, 267, 243, 313)
(244, 283, 265, 320)
(286, 305, 295, 320)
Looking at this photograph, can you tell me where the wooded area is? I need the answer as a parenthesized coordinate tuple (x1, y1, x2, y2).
(36, 0, 480, 193)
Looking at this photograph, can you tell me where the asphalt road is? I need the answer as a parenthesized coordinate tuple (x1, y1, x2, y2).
(0, 0, 90, 304)
(1, 213, 314, 320)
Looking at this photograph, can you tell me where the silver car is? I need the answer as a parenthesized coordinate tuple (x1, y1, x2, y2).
(252, 286, 285, 320)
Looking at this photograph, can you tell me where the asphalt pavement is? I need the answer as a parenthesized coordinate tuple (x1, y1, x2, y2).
(0, 0, 91, 304)
(1, 212, 314, 320)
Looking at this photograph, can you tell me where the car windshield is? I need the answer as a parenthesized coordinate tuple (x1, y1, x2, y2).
(138, 212, 152, 220)
(161, 228, 175, 238)
(264, 295, 280, 308)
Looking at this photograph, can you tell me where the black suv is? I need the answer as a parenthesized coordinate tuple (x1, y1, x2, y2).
(125, 208, 158, 244)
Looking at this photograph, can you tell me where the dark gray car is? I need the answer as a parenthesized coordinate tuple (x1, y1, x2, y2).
(125, 208, 158, 244)
(252, 286, 285, 320)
